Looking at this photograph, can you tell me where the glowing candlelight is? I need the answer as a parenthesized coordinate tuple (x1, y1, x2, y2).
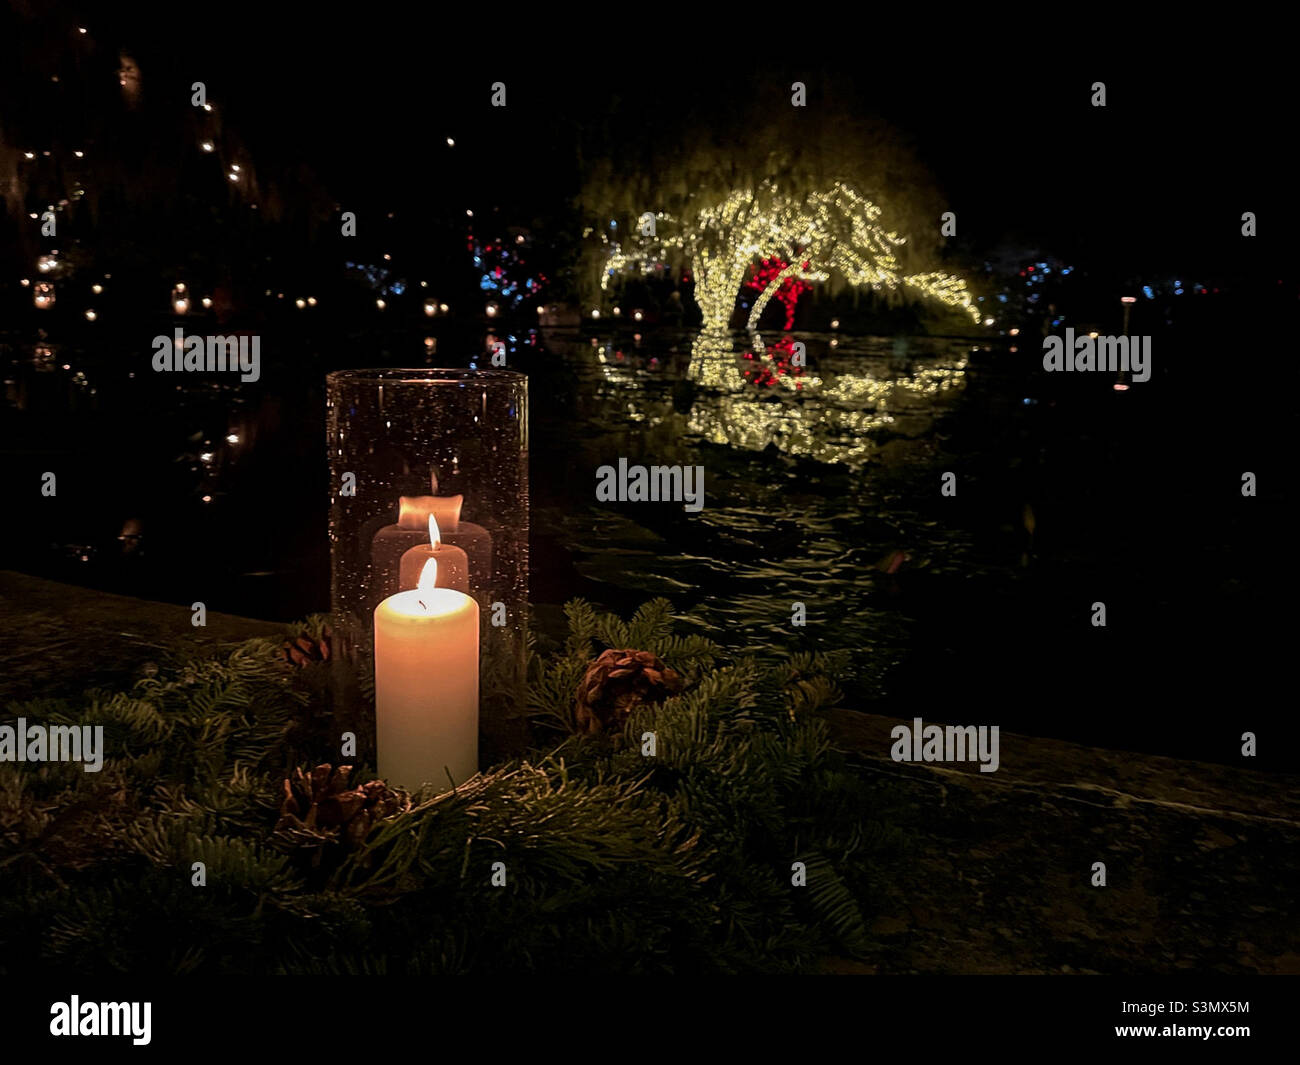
(373, 558, 479, 791)
(399, 514, 469, 593)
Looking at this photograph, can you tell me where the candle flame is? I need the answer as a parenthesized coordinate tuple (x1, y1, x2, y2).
(428, 513, 441, 548)
(418, 558, 438, 594)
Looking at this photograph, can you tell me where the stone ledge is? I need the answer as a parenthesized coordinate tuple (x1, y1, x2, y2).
(0, 570, 284, 705)
(825, 710, 1300, 974)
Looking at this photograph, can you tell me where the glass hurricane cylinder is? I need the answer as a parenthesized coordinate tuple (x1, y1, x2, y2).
(325, 369, 528, 782)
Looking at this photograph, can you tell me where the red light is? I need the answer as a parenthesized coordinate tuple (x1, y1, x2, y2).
(1027, 266, 1035, 272)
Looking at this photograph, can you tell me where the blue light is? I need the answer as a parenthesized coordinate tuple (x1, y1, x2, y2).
(997, 294, 1008, 303)
(1143, 285, 1154, 299)
(1061, 267, 1072, 276)
(390, 282, 405, 295)
(1174, 288, 1184, 296)
(1041, 266, 1051, 274)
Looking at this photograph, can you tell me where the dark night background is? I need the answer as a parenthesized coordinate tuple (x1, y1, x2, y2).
(2, 5, 1296, 769)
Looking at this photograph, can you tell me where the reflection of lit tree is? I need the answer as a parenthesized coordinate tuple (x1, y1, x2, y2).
(580, 333, 970, 467)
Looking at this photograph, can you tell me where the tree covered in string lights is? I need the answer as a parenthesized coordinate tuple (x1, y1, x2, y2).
(577, 89, 979, 334)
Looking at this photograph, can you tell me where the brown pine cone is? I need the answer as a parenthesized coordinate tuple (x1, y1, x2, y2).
(275, 764, 410, 851)
(573, 648, 684, 736)
(282, 626, 332, 668)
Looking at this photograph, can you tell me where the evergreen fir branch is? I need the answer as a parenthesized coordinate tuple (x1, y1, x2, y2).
(0, 597, 893, 975)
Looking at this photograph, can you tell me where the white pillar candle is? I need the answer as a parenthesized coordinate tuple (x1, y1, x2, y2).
(374, 559, 479, 792)
(399, 514, 469, 593)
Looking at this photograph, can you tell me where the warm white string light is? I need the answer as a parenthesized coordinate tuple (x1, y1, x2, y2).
(600, 180, 979, 330)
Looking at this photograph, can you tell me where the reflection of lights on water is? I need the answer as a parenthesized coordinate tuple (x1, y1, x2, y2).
(226, 433, 239, 444)
(200, 452, 213, 463)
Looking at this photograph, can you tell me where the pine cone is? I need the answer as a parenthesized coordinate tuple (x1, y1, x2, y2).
(283, 626, 332, 668)
(275, 764, 410, 851)
(573, 648, 684, 736)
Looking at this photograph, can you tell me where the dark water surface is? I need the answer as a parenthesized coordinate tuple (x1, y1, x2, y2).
(2, 321, 1293, 768)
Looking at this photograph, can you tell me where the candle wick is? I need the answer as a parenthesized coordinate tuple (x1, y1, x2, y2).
(417, 598, 427, 611)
